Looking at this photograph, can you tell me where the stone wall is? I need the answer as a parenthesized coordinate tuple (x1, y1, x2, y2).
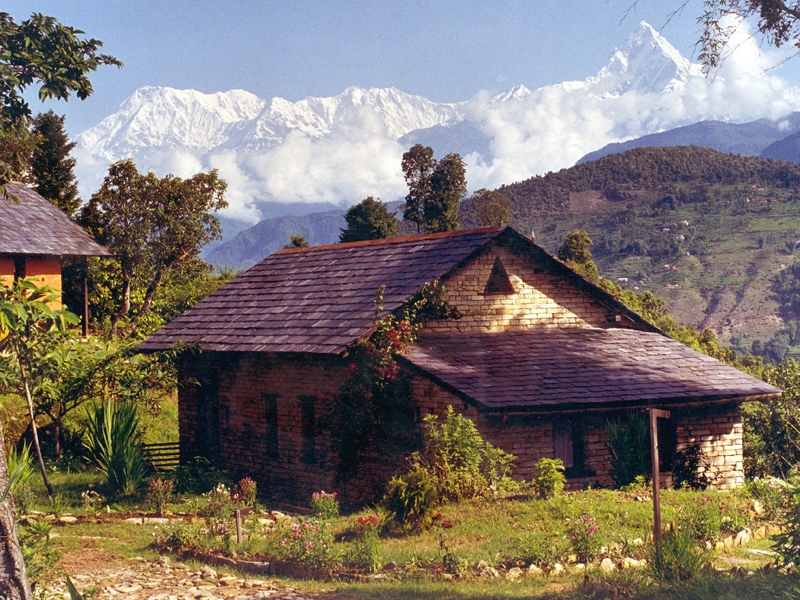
(423, 245, 618, 334)
(675, 403, 743, 490)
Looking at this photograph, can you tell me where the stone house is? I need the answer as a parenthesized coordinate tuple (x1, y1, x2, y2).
(140, 227, 780, 505)
(0, 184, 109, 333)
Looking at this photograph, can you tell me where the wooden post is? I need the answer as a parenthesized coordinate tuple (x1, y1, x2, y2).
(235, 509, 242, 545)
(649, 408, 671, 547)
(82, 271, 89, 338)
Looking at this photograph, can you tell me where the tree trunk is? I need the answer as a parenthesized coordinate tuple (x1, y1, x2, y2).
(125, 268, 163, 336)
(110, 274, 131, 337)
(14, 344, 54, 496)
(0, 423, 33, 600)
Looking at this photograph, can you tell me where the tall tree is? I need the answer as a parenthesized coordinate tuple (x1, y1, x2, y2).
(0, 12, 121, 188)
(339, 196, 399, 243)
(400, 144, 436, 232)
(79, 159, 227, 337)
(470, 188, 513, 228)
(401, 144, 466, 233)
(31, 111, 79, 216)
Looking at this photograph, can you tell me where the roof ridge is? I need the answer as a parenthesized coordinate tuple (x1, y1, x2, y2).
(275, 227, 505, 254)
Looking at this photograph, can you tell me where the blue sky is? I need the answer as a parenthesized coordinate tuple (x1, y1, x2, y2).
(7, 0, 778, 135)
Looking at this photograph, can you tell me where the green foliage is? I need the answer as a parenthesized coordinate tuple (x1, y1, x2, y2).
(146, 477, 174, 515)
(79, 158, 227, 337)
(280, 519, 339, 569)
(12, 485, 34, 515)
(0, 11, 121, 185)
(565, 513, 602, 562)
(310, 490, 339, 519)
(383, 464, 437, 528)
(233, 477, 258, 507)
(5, 441, 34, 495)
(18, 518, 60, 582)
(745, 477, 788, 519)
(461, 188, 513, 228)
(66, 576, 86, 600)
(672, 443, 710, 490)
(339, 196, 399, 243)
(82, 400, 146, 497)
(404, 406, 517, 505)
(401, 144, 466, 232)
(678, 496, 723, 541)
(322, 281, 458, 477)
(509, 531, 569, 566)
(605, 412, 651, 488)
(649, 529, 710, 582)
(171, 456, 232, 494)
(283, 233, 308, 249)
(199, 483, 236, 524)
(530, 457, 566, 499)
(558, 230, 594, 265)
(773, 477, 800, 566)
(31, 110, 80, 216)
(347, 513, 382, 572)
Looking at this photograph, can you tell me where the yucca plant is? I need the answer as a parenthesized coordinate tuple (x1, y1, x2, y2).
(83, 400, 146, 497)
(2, 442, 35, 502)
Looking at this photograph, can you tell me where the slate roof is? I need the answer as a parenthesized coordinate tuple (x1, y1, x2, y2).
(139, 228, 510, 353)
(0, 184, 109, 257)
(401, 329, 781, 412)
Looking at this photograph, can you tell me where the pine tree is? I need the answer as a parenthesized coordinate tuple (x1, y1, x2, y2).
(31, 111, 80, 216)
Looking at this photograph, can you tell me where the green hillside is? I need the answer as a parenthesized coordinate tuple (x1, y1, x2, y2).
(464, 147, 800, 358)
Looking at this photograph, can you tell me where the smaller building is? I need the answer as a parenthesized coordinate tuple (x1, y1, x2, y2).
(0, 184, 110, 331)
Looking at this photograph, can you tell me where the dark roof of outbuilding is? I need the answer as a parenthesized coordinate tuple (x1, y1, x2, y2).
(0, 184, 109, 257)
(400, 329, 780, 412)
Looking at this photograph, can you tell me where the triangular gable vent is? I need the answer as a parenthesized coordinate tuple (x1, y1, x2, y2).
(485, 256, 515, 294)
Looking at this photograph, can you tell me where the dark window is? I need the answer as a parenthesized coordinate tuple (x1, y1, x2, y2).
(484, 256, 515, 294)
(554, 421, 588, 476)
(553, 422, 574, 468)
(262, 393, 280, 460)
(658, 417, 678, 471)
(299, 395, 316, 465)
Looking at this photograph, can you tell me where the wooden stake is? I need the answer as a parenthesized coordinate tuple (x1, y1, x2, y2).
(649, 408, 670, 547)
(235, 509, 242, 545)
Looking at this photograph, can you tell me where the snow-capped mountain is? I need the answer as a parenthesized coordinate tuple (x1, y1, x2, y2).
(73, 20, 800, 228)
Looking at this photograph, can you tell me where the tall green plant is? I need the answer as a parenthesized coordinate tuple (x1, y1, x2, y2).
(5, 443, 34, 496)
(83, 401, 146, 497)
(605, 412, 651, 488)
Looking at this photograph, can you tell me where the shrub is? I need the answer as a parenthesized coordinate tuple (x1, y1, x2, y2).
(678, 496, 722, 541)
(417, 405, 517, 502)
(566, 514, 603, 562)
(673, 443, 710, 490)
(233, 477, 258, 507)
(773, 477, 800, 565)
(605, 412, 650, 488)
(171, 456, 232, 494)
(510, 532, 569, 566)
(531, 458, 565, 499)
(310, 490, 339, 519)
(745, 476, 788, 519)
(6, 442, 35, 493)
(154, 521, 204, 551)
(199, 483, 235, 524)
(280, 519, 338, 568)
(347, 513, 382, 572)
(80, 489, 104, 516)
(147, 477, 175, 515)
(649, 529, 710, 582)
(13, 485, 35, 515)
(82, 400, 146, 497)
(383, 464, 437, 528)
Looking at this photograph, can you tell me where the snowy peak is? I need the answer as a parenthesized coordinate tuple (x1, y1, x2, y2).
(590, 21, 704, 96)
(77, 86, 266, 159)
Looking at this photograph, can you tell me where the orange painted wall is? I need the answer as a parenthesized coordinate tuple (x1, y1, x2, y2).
(0, 257, 13, 289)
(20, 256, 63, 307)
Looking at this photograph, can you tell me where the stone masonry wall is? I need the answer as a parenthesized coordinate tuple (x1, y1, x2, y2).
(675, 403, 743, 490)
(423, 245, 617, 334)
(179, 352, 411, 507)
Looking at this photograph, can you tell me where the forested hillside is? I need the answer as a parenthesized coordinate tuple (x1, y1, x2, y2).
(464, 147, 800, 358)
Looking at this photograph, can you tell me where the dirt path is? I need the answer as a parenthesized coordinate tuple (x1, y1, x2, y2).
(35, 556, 331, 600)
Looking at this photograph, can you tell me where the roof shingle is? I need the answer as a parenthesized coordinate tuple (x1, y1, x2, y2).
(0, 184, 109, 257)
(401, 329, 780, 411)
